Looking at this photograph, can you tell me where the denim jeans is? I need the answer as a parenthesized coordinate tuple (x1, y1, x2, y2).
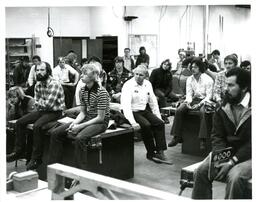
(192, 155, 252, 199)
(48, 122, 107, 168)
(170, 100, 208, 139)
(133, 110, 166, 155)
(14, 111, 62, 160)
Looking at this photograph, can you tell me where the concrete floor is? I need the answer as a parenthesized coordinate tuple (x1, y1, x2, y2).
(6, 116, 225, 199)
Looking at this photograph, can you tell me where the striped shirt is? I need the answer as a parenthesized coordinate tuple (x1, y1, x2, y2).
(34, 77, 66, 111)
(80, 83, 110, 125)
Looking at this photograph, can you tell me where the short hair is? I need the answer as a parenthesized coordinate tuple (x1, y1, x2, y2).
(160, 59, 172, 69)
(81, 58, 88, 65)
(133, 64, 148, 75)
(190, 57, 206, 73)
(224, 54, 238, 66)
(178, 48, 186, 55)
(226, 67, 251, 92)
(81, 64, 100, 81)
(124, 48, 130, 51)
(35, 62, 52, 76)
(88, 56, 102, 64)
(240, 60, 251, 68)
(57, 57, 65, 64)
(182, 56, 195, 68)
(114, 56, 124, 65)
(211, 49, 220, 56)
(139, 46, 146, 52)
(32, 55, 41, 62)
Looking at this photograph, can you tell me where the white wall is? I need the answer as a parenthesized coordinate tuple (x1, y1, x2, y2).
(208, 5, 251, 62)
(6, 7, 91, 66)
(6, 5, 251, 68)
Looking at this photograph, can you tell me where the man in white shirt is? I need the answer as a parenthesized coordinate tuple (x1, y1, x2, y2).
(168, 58, 214, 150)
(53, 57, 79, 109)
(121, 65, 168, 162)
(123, 48, 135, 72)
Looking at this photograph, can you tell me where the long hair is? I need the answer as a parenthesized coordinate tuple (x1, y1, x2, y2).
(7, 86, 25, 102)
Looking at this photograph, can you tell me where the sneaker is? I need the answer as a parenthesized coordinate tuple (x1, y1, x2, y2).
(6, 152, 23, 162)
(26, 159, 42, 170)
(168, 136, 183, 147)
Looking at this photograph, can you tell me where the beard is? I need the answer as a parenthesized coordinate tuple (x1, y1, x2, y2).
(224, 91, 242, 105)
(36, 74, 48, 81)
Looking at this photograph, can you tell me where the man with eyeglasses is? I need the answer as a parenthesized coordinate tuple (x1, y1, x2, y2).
(121, 65, 168, 163)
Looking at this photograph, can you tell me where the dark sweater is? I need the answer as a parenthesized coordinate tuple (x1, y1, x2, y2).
(149, 67, 173, 96)
(211, 102, 251, 164)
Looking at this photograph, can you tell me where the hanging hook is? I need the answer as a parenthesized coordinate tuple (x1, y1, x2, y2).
(47, 7, 54, 37)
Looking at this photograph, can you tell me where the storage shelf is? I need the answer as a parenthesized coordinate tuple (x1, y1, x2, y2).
(9, 53, 30, 57)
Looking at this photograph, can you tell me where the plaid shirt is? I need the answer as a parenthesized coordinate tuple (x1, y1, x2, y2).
(213, 70, 227, 102)
(34, 77, 65, 111)
(107, 68, 131, 95)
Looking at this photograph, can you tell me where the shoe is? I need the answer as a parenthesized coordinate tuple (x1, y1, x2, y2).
(168, 136, 182, 147)
(6, 152, 23, 162)
(161, 114, 170, 124)
(26, 159, 42, 170)
(146, 152, 155, 160)
(152, 151, 173, 165)
(153, 152, 167, 161)
(199, 140, 206, 150)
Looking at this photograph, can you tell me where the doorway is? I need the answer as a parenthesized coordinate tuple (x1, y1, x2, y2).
(53, 37, 89, 67)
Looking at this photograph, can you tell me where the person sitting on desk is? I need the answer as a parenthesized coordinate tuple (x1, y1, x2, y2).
(168, 58, 214, 150)
(149, 59, 179, 108)
(7, 62, 65, 170)
(121, 65, 168, 162)
(192, 67, 251, 199)
(48, 63, 110, 168)
(107, 56, 132, 103)
(53, 56, 79, 109)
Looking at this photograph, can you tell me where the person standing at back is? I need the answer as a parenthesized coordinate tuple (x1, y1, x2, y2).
(123, 48, 135, 72)
(135, 46, 150, 67)
(13, 56, 31, 88)
(7, 62, 65, 170)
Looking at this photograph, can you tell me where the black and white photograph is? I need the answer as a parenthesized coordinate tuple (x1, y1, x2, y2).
(1, 0, 254, 200)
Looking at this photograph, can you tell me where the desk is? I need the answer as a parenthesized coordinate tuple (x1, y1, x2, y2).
(37, 127, 135, 181)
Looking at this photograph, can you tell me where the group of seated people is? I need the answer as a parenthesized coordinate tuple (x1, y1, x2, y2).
(6, 47, 251, 199)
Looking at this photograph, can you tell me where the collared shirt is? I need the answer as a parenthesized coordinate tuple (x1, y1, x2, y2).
(121, 77, 161, 125)
(123, 56, 134, 72)
(34, 77, 65, 111)
(213, 70, 227, 102)
(80, 83, 110, 125)
(185, 73, 214, 103)
(107, 68, 131, 95)
(53, 64, 78, 83)
(231, 92, 250, 126)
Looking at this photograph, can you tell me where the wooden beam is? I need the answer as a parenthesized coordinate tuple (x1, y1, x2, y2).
(47, 163, 180, 200)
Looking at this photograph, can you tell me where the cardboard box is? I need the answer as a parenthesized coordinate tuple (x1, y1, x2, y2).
(13, 171, 38, 192)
